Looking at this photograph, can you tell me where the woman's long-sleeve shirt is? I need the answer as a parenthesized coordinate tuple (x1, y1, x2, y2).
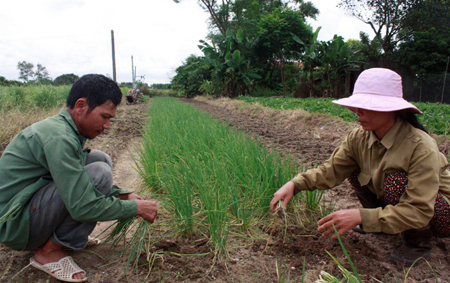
(291, 118, 450, 234)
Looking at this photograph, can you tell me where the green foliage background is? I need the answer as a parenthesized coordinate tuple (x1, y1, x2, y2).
(236, 96, 450, 136)
(0, 85, 70, 111)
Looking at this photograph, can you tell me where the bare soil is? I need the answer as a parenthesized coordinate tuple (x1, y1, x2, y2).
(1, 97, 448, 283)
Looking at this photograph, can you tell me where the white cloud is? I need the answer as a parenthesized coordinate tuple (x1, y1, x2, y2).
(0, 0, 373, 84)
(307, 0, 373, 41)
(0, 0, 209, 83)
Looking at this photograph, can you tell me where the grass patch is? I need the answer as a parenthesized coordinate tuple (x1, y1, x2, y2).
(0, 85, 70, 155)
(0, 85, 69, 111)
(0, 107, 61, 156)
(236, 97, 450, 136)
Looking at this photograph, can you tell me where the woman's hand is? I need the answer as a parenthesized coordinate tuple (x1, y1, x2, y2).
(270, 181, 296, 212)
(318, 209, 362, 240)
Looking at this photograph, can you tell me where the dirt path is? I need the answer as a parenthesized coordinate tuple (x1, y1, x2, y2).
(1, 97, 448, 283)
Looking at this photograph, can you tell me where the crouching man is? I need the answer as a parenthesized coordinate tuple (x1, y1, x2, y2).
(0, 74, 157, 282)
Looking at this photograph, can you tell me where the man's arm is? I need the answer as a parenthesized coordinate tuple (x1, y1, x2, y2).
(46, 137, 137, 222)
(115, 193, 142, 200)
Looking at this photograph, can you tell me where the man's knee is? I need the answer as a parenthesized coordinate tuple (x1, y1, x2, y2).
(85, 162, 113, 195)
(86, 150, 113, 168)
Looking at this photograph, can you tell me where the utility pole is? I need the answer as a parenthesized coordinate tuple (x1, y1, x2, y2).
(131, 56, 135, 89)
(111, 30, 117, 82)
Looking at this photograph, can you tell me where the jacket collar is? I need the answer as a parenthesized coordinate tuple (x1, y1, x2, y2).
(59, 108, 87, 147)
(368, 118, 403, 149)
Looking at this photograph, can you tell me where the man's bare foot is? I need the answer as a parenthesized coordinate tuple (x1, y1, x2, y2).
(34, 239, 86, 280)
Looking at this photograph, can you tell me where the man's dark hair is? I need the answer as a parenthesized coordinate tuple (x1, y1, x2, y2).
(66, 74, 122, 111)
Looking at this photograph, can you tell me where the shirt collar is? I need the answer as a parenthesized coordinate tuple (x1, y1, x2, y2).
(368, 118, 403, 149)
(58, 108, 87, 146)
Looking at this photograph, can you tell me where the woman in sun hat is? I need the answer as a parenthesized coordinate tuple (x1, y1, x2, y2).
(270, 68, 449, 267)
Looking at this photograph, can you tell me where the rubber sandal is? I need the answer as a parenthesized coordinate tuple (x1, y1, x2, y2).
(30, 256, 87, 282)
(87, 236, 102, 246)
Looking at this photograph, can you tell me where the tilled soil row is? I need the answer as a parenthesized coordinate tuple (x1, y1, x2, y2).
(180, 97, 450, 283)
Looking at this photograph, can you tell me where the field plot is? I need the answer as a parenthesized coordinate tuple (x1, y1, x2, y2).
(236, 96, 450, 136)
(0, 97, 448, 283)
(110, 97, 300, 279)
(109, 97, 450, 282)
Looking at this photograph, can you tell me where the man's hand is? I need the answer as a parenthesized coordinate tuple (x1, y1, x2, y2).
(270, 181, 296, 212)
(136, 200, 158, 223)
(116, 193, 143, 200)
(116, 194, 157, 223)
(317, 209, 362, 240)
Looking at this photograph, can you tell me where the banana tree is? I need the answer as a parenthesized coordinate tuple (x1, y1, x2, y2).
(199, 29, 261, 97)
(256, 7, 313, 97)
(318, 35, 359, 97)
(292, 26, 322, 97)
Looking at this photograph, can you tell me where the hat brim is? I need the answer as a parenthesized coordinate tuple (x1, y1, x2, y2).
(332, 93, 422, 114)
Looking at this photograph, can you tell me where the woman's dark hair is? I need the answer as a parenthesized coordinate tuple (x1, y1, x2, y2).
(66, 74, 122, 112)
(398, 111, 428, 134)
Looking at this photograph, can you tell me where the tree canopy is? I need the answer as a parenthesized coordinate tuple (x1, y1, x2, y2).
(396, 0, 450, 76)
(171, 55, 212, 98)
(174, 0, 318, 97)
(53, 74, 80, 86)
(170, 0, 448, 102)
(17, 61, 51, 83)
(338, 0, 418, 56)
(17, 61, 35, 82)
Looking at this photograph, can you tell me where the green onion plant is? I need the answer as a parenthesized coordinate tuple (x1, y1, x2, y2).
(136, 97, 299, 260)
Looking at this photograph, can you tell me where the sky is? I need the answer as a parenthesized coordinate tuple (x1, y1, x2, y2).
(0, 0, 373, 84)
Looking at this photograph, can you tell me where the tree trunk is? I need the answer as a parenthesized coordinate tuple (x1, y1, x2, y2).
(308, 68, 314, 97)
(280, 60, 286, 97)
(294, 77, 309, 98)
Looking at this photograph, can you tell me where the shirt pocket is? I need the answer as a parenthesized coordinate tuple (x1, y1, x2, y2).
(357, 171, 372, 186)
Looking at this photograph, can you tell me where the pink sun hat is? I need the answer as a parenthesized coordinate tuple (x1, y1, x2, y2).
(332, 68, 422, 114)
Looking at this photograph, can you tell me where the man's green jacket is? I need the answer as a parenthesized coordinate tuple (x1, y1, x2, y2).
(0, 109, 137, 250)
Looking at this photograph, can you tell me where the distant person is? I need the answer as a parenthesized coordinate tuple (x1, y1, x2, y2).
(0, 74, 158, 282)
(270, 68, 449, 267)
